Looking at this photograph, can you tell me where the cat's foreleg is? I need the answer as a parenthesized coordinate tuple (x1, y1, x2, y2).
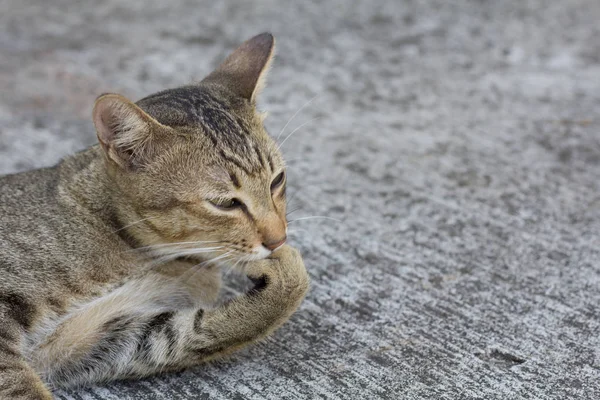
(176, 244, 310, 365)
(44, 245, 308, 388)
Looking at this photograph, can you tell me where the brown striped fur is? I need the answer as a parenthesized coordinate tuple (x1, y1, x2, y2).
(0, 33, 309, 397)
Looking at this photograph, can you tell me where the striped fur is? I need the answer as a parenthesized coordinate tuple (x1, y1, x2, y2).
(0, 33, 309, 397)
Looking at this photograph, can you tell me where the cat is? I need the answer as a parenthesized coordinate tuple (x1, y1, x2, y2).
(0, 32, 309, 399)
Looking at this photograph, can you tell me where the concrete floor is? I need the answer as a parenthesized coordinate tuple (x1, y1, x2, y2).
(1, 1, 599, 399)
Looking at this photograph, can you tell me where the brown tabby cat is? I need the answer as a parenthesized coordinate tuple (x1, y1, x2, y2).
(0, 33, 309, 398)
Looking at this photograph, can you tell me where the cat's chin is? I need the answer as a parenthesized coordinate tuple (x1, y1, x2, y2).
(238, 246, 272, 262)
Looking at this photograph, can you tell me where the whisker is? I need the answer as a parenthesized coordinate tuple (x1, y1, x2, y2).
(174, 250, 235, 285)
(285, 189, 301, 207)
(282, 157, 302, 164)
(186, 255, 234, 284)
(154, 246, 224, 259)
(288, 216, 342, 223)
(176, 261, 206, 284)
(199, 251, 234, 267)
(112, 217, 156, 233)
(222, 262, 237, 281)
(148, 240, 223, 247)
(287, 227, 310, 235)
(223, 253, 254, 281)
(227, 257, 246, 276)
(276, 94, 320, 141)
(286, 207, 302, 216)
(148, 247, 225, 267)
(125, 240, 224, 253)
(278, 117, 321, 150)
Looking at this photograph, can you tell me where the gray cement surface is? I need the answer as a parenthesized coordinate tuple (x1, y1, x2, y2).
(1, 0, 600, 399)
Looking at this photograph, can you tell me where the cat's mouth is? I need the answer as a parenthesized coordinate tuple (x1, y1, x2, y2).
(224, 242, 285, 264)
(244, 245, 274, 261)
(142, 239, 285, 269)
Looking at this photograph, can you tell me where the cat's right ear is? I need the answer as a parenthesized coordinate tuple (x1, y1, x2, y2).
(93, 94, 164, 170)
(202, 32, 275, 103)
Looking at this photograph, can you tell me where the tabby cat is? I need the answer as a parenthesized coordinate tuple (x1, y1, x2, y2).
(0, 33, 309, 398)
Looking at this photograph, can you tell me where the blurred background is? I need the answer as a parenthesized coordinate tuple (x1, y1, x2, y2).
(1, 1, 600, 399)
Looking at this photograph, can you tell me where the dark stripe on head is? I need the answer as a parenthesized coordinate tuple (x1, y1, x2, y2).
(252, 142, 266, 168)
(219, 149, 253, 175)
(267, 154, 275, 173)
(229, 172, 241, 189)
(137, 86, 264, 174)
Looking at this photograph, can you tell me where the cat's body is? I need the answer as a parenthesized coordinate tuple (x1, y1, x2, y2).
(0, 33, 309, 398)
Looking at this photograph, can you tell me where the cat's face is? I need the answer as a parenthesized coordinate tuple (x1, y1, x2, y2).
(93, 33, 289, 263)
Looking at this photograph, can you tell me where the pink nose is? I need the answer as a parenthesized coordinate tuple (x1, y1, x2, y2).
(263, 236, 287, 251)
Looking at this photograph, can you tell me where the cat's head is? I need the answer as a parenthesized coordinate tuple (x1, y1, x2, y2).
(92, 33, 288, 263)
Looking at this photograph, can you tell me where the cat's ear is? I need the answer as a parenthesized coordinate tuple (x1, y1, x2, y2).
(92, 94, 164, 169)
(203, 32, 275, 102)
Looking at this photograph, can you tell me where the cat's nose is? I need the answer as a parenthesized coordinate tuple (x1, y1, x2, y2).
(263, 236, 287, 251)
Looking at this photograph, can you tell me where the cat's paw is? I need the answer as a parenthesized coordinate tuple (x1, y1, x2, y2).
(245, 245, 309, 299)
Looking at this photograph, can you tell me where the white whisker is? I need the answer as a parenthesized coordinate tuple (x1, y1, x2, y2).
(154, 246, 223, 258)
(222, 262, 237, 281)
(288, 216, 342, 223)
(285, 190, 301, 209)
(287, 227, 310, 236)
(125, 240, 223, 253)
(185, 255, 231, 284)
(149, 247, 225, 266)
(170, 250, 235, 285)
(112, 217, 156, 233)
(158, 246, 224, 256)
(199, 251, 234, 267)
(286, 207, 302, 217)
(276, 94, 320, 141)
(229, 256, 247, 274)
(278, 117, 321, 150)
(176, 262, 206, 284)
(282, 157, 302, 164)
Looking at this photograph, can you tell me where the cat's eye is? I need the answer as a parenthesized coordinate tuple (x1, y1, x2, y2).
(210, 198, 242, 210)
(271, 171, 285, 191)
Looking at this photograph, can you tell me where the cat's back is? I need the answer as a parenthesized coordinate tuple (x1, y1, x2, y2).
(0, 165, 61, 216)
(0, 166, 71, 306)
(0, 149, 126, 295)
(0, 147, 106, 240)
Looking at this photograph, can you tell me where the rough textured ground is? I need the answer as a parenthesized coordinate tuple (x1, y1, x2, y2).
(1, 0, 600, 399)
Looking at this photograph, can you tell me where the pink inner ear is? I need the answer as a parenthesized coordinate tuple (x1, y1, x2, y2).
(93, 95, 139, 167)
(92, 94, 163, 170)
(93, 99, 116, 147)
(94, 95, 143, 144)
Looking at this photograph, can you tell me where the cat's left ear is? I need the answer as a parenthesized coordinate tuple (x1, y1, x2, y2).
(203, 32, 275, 103)
(92, 94, 166, 170)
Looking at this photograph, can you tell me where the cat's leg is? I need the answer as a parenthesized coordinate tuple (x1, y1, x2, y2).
(0, 325, 53, 399)
(31, 260, 221, 387)
(43, 245, 308, 388)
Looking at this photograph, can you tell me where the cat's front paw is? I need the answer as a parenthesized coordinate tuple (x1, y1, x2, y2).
(245, 245, 309, 300)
